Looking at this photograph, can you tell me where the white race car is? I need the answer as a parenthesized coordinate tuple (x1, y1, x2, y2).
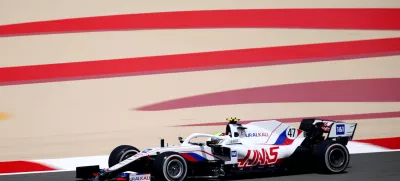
(76, 118, 357, 181)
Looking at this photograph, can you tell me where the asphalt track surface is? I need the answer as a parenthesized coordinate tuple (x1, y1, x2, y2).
(1, 151, 399, 181)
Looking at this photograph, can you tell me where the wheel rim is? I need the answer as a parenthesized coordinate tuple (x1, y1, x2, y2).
(119, 150, 139, 162)
(328, 148, 346, 168)
(166, 159, 184, 179)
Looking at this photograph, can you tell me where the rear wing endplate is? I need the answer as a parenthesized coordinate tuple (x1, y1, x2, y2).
(312, 119, 358, 140)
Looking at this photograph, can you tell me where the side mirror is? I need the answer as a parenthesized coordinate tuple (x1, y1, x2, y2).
(178, 137, 183, 143)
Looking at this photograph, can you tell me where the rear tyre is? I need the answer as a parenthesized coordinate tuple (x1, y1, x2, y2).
(312, 140, 350, 173)
(152, 152, 188, 181)
(284, 146, 313, 174)
(108, 145, 140, 167)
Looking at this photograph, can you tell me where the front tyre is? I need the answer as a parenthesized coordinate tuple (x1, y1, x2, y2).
(312, 140, 350, 173)
(152, 152, 188, 181)
(108, 145, 140, 167)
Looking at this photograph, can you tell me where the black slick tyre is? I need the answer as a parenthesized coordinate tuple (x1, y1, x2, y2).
(152, 152, 188, 181)
(108, 145, 140, 167)
(312, 140, 350, 173)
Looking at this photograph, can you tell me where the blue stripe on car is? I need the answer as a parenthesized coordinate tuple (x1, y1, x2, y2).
(274, 128, 287, 145)
(187, 153, 208, 161)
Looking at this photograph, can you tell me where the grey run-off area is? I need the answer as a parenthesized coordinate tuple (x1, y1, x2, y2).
(1, 151, 399, 181)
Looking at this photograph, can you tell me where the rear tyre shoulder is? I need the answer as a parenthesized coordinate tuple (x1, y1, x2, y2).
(108, 145, 140, 168)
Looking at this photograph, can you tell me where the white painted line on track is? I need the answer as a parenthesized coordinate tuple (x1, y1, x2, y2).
(0, 170, 71, 176)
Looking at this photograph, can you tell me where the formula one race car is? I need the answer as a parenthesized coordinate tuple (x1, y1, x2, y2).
(75, 118, 357, 181)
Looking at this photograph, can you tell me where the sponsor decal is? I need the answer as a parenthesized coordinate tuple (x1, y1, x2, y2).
(129, 174, 151, 181)
(142, 148, 152, 153)
(118, 173, 129, 178)
(232, 151, 237, 157)
(321, 122, 332, 132)
(231, 139, 240, 144)
(238, 147, 279, 168)
(246, 132, 269, 137)
(285, 127, 297, 139)
(336, 124, 345, 135)
(314, 120, 333, 132)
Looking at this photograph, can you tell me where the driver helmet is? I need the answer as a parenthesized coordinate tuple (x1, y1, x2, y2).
(226, 117, 240, 136)
(226, 117, 240, 124)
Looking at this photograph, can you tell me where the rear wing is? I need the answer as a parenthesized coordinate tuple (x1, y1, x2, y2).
(301, 119, 358, 140)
